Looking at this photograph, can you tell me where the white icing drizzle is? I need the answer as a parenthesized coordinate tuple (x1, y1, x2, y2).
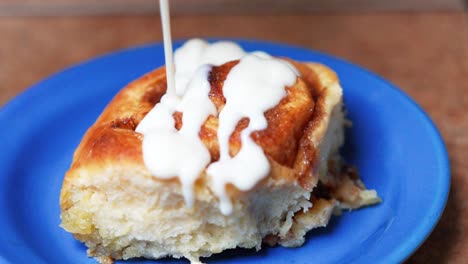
(137, 38, 299, 214)
(136, 66, 215, 207)
(206, 54, 297, 214)
(174, 39, 246, 95)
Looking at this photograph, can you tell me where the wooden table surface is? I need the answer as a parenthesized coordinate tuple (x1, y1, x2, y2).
(1, 12, 467, 263)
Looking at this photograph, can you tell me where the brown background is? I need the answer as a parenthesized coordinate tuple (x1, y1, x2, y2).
(1, 0, 467, 263)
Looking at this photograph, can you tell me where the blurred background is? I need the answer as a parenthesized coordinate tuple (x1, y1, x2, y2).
(0, 0, 467, 262)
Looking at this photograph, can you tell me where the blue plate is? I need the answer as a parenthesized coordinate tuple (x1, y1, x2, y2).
(0, 40, 449, 264)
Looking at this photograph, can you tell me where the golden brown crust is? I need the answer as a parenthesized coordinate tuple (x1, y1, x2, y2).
(289, 61, 340, 190)
(61, 59, 340, 209)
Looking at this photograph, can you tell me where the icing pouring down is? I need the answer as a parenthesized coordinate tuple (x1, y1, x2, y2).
(136, 39, 299, 215)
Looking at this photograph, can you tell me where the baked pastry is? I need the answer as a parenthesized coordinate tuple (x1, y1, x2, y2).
(60, 40, 380, 263)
